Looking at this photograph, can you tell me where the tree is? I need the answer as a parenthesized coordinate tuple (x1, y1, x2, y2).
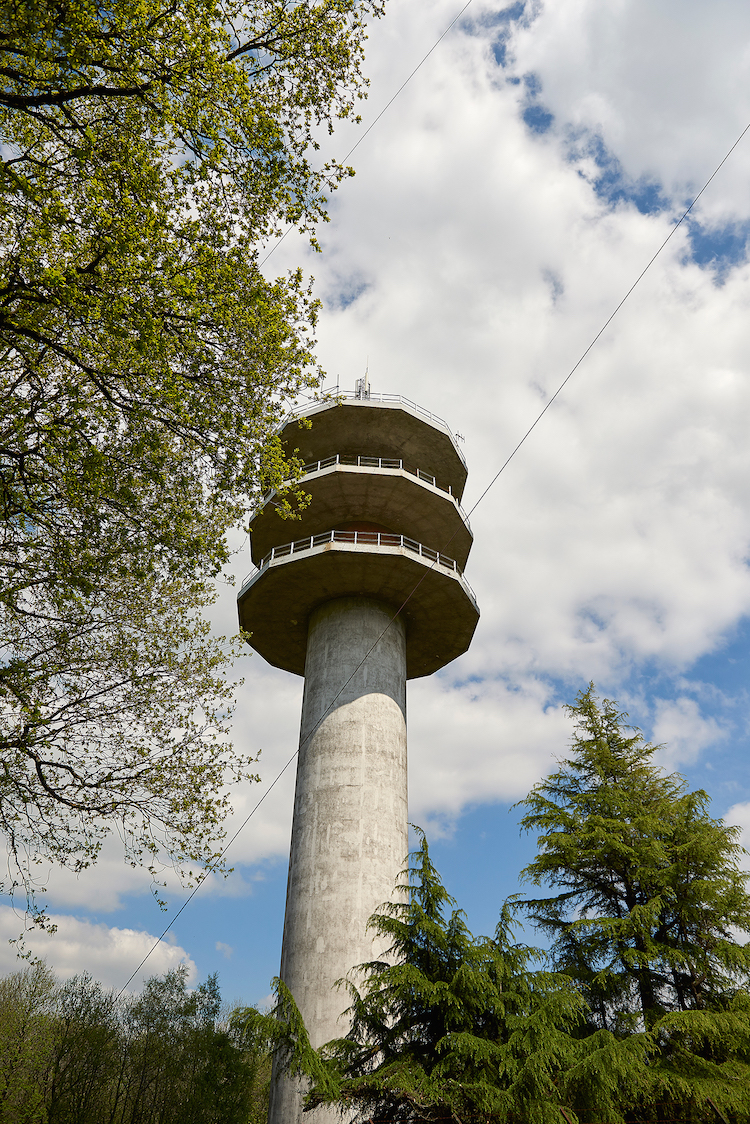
(0, 0, 382, 913)
(0, 962, 268, 1124)
(237, 830, 587, 1123)
(118, 967, 255, 1124)
(0, 961, 57, 1124)
(518, 684, 750, 1122)
(47, 973, 122, 1124)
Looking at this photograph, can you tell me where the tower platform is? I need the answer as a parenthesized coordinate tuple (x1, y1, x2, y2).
(238, 392, 479, 677)
(238, 529, 478, 678)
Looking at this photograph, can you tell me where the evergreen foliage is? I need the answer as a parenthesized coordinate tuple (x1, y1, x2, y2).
(238, 692, 750, 1124)
(518, 684, 750, 1123)
(238, 830, 587, 1123)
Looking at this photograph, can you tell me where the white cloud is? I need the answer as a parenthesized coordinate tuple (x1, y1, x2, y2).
(723, 802, 750, 879)
(217, 0, 750, 864)
(408, 674, 571, 826)
(651, 696, 727, 767)
(27, 0, 750, 924)
(508, 0, 750, 221)
(0, 907, 196, 991)
(216, 941, 234, 959)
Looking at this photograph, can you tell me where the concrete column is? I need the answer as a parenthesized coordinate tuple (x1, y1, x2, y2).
(268, 596, 408, 1124)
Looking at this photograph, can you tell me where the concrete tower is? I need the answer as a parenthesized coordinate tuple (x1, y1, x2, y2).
(238, 385, 479, 1124)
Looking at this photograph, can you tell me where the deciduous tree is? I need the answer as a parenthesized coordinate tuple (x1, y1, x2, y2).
(0, 962, 271, 1124)
(0, 0, 382, 914)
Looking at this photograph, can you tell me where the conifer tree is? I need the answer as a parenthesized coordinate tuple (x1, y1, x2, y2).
(238, 830, 586, 1123)
(518, 684, 750, 1123)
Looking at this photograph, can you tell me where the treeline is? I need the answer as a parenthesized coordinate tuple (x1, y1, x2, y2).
(0, 964, 269, 1124)
(3, 688, 750, 1124)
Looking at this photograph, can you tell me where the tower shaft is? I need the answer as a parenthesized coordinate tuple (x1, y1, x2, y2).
(269, 596, 408, 1124)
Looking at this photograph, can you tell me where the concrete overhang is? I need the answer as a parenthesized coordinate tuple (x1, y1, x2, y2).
(281, 399, 468, 500)
(237, 540, 479, 679)
(251, 464, 473, 569)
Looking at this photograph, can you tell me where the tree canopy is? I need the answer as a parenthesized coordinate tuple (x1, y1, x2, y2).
(517, 684, 750, 1122)
(518, 685, 750, 1030)
(237, 830, 588, 1124)
(0, 0, 382, 914)
(238, 693, 750, 1124)
(0, 961, 268, 1123)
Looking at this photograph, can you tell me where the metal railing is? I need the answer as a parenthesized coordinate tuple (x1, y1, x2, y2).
(259, 455, 472, 528)
(302, 453, 443, 488)
(241, 530, 477, 601)
(285, 392, 467, 466)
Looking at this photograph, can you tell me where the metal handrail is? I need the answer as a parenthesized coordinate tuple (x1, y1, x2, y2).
(240, 530, 477, 601)
(284, 392, 467, 467)
(302, 453, 441, 488)
(259, 455, 470, 527)
(289, 454, 470, 527)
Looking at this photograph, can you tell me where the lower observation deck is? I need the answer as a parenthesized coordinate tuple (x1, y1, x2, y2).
(238, 529, 479, 679)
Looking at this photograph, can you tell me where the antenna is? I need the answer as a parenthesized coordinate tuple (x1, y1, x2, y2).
(355, 358, 370, 400)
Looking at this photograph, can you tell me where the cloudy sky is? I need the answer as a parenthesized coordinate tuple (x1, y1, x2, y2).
(6, 0, 750, 1003)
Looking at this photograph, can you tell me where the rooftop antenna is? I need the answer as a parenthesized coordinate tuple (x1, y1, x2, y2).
(355, 357, 370, 400)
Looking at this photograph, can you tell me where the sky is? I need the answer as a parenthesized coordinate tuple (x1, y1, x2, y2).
(5, 0, 750, 1004)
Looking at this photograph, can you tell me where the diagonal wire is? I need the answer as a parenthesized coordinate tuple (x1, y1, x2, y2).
(258, 0, 475, 268)
(117, 36, 750, 997)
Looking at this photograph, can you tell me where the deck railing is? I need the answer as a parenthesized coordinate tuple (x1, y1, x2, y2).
(241, 529, 476, 601)
(303, 453, 443, 488)
(261, 454, 471, 527)
(285, 392, 467, 467)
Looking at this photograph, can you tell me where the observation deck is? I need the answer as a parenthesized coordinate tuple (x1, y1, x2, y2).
(238, 388, 479, 679)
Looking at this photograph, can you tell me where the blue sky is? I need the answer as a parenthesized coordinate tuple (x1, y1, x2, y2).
(5, 0, 750, 1005)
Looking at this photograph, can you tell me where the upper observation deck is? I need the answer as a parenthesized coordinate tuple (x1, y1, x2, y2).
(238, 384, 479, 678)
(281, 391, 468, 500)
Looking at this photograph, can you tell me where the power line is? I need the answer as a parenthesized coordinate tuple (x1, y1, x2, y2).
(258, 0, 475, 269)
(117, 41, 750, 997)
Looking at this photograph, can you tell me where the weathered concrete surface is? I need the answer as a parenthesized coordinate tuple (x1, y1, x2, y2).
(237, 540, 479, 678)
(268, 597, 408, 1124)
(250, 463, 473, 567)
(282, 400, 468, 499)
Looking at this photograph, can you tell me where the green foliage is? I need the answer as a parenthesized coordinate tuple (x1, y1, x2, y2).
(240, 688, 750, 1124)
(0, 961, 57, 1124)
(0, 0, 382, 913)
(518, 684, 750, 1123)
(240, 830, 587, 1123)
(0, 963, 270, 1124)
